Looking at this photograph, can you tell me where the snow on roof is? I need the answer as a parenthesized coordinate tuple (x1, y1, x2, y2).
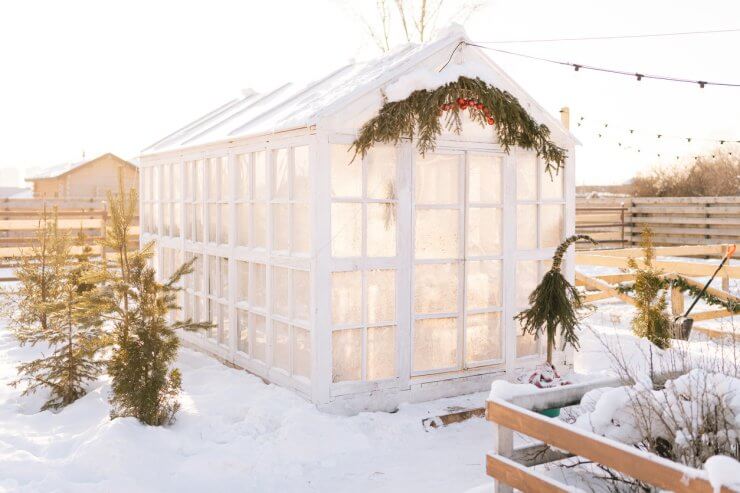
(144, 24, 573, 155)
(26, 153, 138, 181)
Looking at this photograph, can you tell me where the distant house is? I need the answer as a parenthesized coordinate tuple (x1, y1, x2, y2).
(25, 153, 138, 199)
(0, 187, 32, 199)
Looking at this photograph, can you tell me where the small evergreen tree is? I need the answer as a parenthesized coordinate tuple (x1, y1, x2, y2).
(88, 189, 209, 426)
(628, 228, 671, 349)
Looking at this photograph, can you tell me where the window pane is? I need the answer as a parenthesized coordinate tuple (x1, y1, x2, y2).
(237, 154, 250, 200)
(237, 261, 248, 303)
(467, 208, 501, 256)
(219, 204, 229, 245)
(293, 327, 311, 379)
(294, 146, 310, 201)
(293, 270, 310, 322)
(172, 163, 181, 200)
(516, 317, 540, 357)
(272, 148, 289, 199)
(220, 158, 229, 200)
(516, 260, 539, 307)
(413, 318, 457, 372)
(252, 203, 267, 248)
(468, 154, 501, 203)
(254, 151, 267, 200)
(415, 209, 458, 259)
(331, 203, 362, 257)
(220, 303, 230, 345)
(273, 321, 290, 371)
(195, 204, 204, 242)
(208, 158, 220, 200)
(367, 325, 395, 380)
(172, 203, 181, 237)
(194, 160, 203, 201)
(332, 328, 362, 382)
(516, 205, 537, 250)
(208, 300, 218, 340)
(237, 309, 249, 353)
(162, 164, 171, 201)
(517, 153, 538, 201)
(414, 263, 458, 314)
(366, 146, 396, 199)
(540, 204, 564, 248)
(251, 263, 267, 309)
(415, 153, 459, 204)
(366, 270, 395, 324)
(237, 203, 249, 246)
(292, 203, 310, 254)
(367, 203, 396, 257)
(331, 144, 360, 197)
(208, 204, 218, 243)
(332, 271, 361, 326)
(542, 168, 564, 199)
(194, 254, 203, 293)
(272, 267, 290, 317)
(272, 203, 290, 252)
(208, 256, 219, 298)
(252, 313, 266, 362)
(466, 312, 502, 363)
(220, 257, 229, 299)
(466, 260, 502, 309)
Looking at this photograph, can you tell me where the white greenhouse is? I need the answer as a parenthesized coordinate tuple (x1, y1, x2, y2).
(139, 27, 576, 414)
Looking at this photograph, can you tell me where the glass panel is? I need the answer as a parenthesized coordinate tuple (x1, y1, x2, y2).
(272, 203, 290, 252)
(366, 203, 396, 257)
(293, 327, 311, 379)
(332, 329, 362, 382)
(237, 309, 249, 353)
(542, 168, 564, 199)
(516, 204, 537, 250)
(219, 204, 229, 245)
(252, 203, 267, 248)
(208, 158, 220, 200)
(540, 204, 564, 248)
(194, 160, 203, 201)
(415, 209, 458, 259)
(251, 263, 267, 309)
(367, 325, 395, 380)
(466, 260, 502, 309)
(330, 144, 360, 197)
(413, 318, 457, 371)
(220, 158, 229, 200)
(152, 166, 160, 201)
(172, 163, 181, 200)
(208, 204, 218, 243)
(220, 257, 229, 299)
(366, 146, 396, 199)
(194, 254, 203, 293)
(466, 312, 502, 363)
(220, 303, 230, 345)
(272, 267, 290, 317)
(273, 321, 290, 371)
(414, 263, 458, 314)
(331, 271, 362, 326)
(195, 204, 204, 242)
(208, 256, 219, 298)
(331, 203, 362, 257)
(516, 260, 539, 307)
(272, 148, 289, 199)
(237, 203, 249, 246)
(366, 270, 395, 324)
(467, 208, 502, 256)
(292, 270, 310, 322)
(208, 300, 219, 340)
(237, 261, 248, 303)
(468, 154, 502, 203)
(252, 314, 266, 362)
(237, 154, 250, 200)
(415, 153, 459, 204)
(162, 164, 171, 201)
(172, 203, 181, 237)
(516, 153, 538, 201)
(294, 146, 310, 201)
(253, 151, 267, 200)
(292, 203, 310, 254)
(161, 203, 170, 236)
(517, 316, 539, 357)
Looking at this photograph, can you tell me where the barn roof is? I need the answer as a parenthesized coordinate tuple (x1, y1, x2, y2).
(26, 153, 138, 181)
(144, 25, 575, 155)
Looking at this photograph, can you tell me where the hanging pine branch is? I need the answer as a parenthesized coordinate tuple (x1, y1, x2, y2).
(351, 76, 567, 175)
(515, 234, 597, 366)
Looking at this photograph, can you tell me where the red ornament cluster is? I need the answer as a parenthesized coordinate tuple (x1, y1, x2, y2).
(439, 97, 496, 125)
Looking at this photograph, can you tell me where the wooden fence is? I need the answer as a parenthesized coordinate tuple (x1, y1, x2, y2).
(486, 377, 737, 493)
(576, 196, 740, 249)
(0, 198, 138, 274)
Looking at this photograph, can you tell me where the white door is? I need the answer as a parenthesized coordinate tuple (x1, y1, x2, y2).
(411, 150, 505, 375)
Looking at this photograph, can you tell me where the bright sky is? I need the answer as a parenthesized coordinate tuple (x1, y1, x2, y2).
(0, 0, 738, 185)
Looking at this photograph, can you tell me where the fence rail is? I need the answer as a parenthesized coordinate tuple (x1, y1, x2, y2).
(576, 196, 740, 249)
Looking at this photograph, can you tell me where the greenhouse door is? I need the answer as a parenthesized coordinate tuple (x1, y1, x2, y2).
(411, 150, 504, 376)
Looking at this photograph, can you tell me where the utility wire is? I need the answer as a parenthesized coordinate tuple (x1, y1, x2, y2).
(475, 28, 740, 44)
(465, 42, 740, 88)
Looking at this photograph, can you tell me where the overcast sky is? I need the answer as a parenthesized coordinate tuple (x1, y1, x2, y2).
(0, 0, 738, 185)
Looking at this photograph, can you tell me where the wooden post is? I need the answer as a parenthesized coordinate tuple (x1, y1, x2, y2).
(721, 244, 730, 292)
(492, 422, 514, 493)
(671, 284, 684, 317)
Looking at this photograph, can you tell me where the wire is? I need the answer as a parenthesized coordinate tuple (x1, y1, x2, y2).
(475, 28, 740, 44)
(466, 42, 740, 88)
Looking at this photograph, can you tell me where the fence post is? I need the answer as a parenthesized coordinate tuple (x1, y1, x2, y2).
(492, 421, 514, 493)
(671, 284, 684, 317)
(721, 244, 730, 292)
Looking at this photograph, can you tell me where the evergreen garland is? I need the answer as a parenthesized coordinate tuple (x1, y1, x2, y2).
(351, 76, 567, 176)
(617, 275, 740, 314)
(515, 234, 597, 365)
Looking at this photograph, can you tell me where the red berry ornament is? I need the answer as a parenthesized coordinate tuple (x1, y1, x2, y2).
(476, 103, 484, 110)
(486, 116, 495, 125)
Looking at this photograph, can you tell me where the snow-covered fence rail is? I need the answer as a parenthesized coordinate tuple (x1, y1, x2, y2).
(486, 378, 737, 493)
(577, 196, 740, 248)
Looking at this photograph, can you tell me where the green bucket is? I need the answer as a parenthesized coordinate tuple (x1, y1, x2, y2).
(538, 407, 561, 418)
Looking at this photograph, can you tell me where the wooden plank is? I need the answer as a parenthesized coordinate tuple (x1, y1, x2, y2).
(486, 454, 579, 493)
(630, 196, 740, 204)
(0, 218, 103, 230)
(624, 226, 740, 237)
(691, 309, 733, 322)
(671, 286, 685, 317)
(575, 272, 637, 306)
(486, 399, 732, 493)
(630, 216, 740, 226)
(692, 325, 740, 342)
(582, 244, 725, 258)
(630, 205, 740, 214)
(510, 443, 573, 467)
(584, 291, 615, 302)
(576, 254, 740, 279)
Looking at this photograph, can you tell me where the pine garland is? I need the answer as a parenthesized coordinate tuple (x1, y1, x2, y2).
(351, 76, 567, 176)
(617, 276, 740, 314)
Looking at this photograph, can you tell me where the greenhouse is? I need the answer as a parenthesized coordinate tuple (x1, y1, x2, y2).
(139, 27, 576, 414)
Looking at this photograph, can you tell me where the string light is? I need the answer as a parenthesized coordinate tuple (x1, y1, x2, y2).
(574, 115, 739, 145)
